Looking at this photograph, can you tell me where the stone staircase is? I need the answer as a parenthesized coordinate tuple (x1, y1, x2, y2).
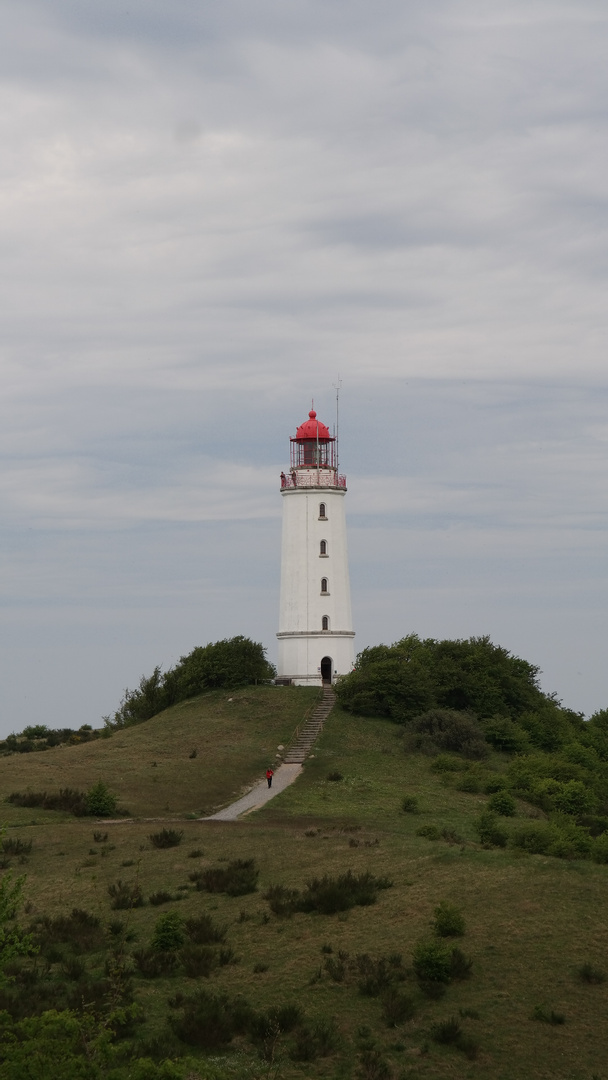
(282, 686, 336, 764)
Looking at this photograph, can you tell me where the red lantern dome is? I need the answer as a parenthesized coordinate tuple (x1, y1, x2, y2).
(294, 410, 332, 441)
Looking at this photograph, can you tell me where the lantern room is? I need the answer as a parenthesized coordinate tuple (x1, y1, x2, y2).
(290, 409, 336, 469)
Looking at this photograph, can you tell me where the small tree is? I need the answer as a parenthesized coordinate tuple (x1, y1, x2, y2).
(85, 781, 118, 817)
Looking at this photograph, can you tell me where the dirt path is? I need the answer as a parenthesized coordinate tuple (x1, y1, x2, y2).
(200, 763, 302, 821)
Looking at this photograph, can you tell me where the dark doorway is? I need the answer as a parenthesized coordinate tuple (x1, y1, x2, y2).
(321, 656, 332, 684)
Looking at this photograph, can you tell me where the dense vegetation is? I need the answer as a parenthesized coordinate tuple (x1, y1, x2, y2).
(335, 634, 608, 862)
(106, 637, 276, 729)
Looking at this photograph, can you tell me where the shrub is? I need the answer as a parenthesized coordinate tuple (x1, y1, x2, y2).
(32, 908, 104, 954)
(410, 709, 488, 760)
(450, 947, 473, 980)
(151, 911, 184, 952)
(401, 796, 419, 813)
(456, 774, 481, 793)
(487, 791, 516, 817)
(185, 915, 227, 944)
(416, 825, 440, 840)
(531, 1005, 566, 1024)
(85, 781, 118, 817)
(149, 829, 183, 849)
(433, 901, 465, 938)
(2, 838, 32, 856)
(356, 954, 394, 997)
(93, 832, 108, 843)
(299, 871, 392, 915)
(180, 944, 219, 978)
(327, 771, 343, 782)
(430, 1016, 462, 1044)
(324, 956, 347, 982)
(194, 859, 259, 896)
(412, 940, 453, 984)
(510, 822, 559, 855)
(169, 988, 253, 1048)
(108, 880, 144, 910)
(7, 789, 87, 816)
(475, 811, 508, 848)
(148, 891, 174, 906)
(356, 1048, 393, 1079)
(380, 988, 415, 1027)
(133, 947, 178, 978)
(290, 1017, 339, 1061)
(578, 962, 606, 984)
(430, 754, 465, 773)
(188, 849, 203, 858)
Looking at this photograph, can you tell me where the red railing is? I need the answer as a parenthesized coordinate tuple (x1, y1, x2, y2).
(280, 471, 347, 489)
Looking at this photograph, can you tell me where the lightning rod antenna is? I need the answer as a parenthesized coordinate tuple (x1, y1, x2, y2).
(333, 375, 342, 478)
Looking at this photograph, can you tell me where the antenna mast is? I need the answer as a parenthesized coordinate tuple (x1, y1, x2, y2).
(333, 375, 342, 477)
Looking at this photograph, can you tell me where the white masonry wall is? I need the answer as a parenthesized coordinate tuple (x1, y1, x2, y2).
(277, 484, 355, 684)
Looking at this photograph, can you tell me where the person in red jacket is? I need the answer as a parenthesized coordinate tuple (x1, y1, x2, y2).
(266, 768, 274, 788)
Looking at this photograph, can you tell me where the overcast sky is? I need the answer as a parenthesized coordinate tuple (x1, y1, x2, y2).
(1, 0, 607, 737)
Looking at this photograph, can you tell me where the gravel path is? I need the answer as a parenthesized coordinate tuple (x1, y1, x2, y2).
(201, 763, 303, 821)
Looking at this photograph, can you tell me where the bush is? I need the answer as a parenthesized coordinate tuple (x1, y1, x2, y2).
(456, 774, 481, 793)
(433, 901, 465, 938)
(193, 859, 259, 897)
(430, 754, 465, 772)
(430, 1016, 462, 1044)
(409, 709, 488, 760)
(356, 1048, 393, 1080)
(401, 796, 419, 813)
(180, 944, 219, 978)
(85, 781, 118, 817)
(531, 1005, 565, 1024)
(133, 947, 178, 978)
(450, 947, 473, 980)
(327, 771, 343, 782)
(151, 911, 184, 952)
(298, 871, 392, 915)
(169, 988, 253, 1048)
(510, 823, 559, 855)
(32, 908, 104, 954)
(149, 829, 183, 849)
(108, 880, 144, 910)
(416, 825, 440, 841)
(2, 838, 32, 856)
(487, 791, 516, 816)
(185, 915, 227, 944)
(578, 962, 606, 984)
(380, 988, 415, 1027)
(7, 788, 87, 816)
(412, 940, 453, 984)
(475, 811, 508, 848)
(148, 891, 174, 906)
(290, 1018, 339, 1061)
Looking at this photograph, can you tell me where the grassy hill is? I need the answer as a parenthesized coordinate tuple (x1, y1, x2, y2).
(0, 688, 607, 1080)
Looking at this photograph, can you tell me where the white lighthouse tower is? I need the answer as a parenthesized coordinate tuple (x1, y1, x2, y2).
(277, 405, 355, 685)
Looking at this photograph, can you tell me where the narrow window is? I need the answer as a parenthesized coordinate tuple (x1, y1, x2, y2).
(321, 577, 328, 594)
(320, 540, 327, 555)
(319, 502, 326, 519)
(322, 616, 329, 631)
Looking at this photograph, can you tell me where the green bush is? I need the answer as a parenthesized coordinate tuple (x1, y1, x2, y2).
(179, 944, 218, 978)
(456, 774, 481, 793)
(149, 829, 183, 849)
(487, 791, 516, 817)
(409, 709, 488, 760)
(85, 782, 117, 817)
(298, 871, 392, 915)
(401, 795, 419, 813)
(416, 825, 440, 841)
(475, 811, 508, 847)
(151, 911, 184, 952)
(412, 940, 453, 984)
(168, 988, 253, 1048)
(433, 901, 465, 938)
(380, 988, 416, 1027)
(290, 1017, 339, 1061)
(578, 962, 606, 984)
(108, 880, 144, 911)
(185, 915, 226, 944)
(510, 822, 559, 855)
(192, 859, 259, 897)
(430, 1016, 461, 1044)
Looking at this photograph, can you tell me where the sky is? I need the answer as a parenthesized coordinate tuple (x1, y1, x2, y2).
(1, 0, 608, 737)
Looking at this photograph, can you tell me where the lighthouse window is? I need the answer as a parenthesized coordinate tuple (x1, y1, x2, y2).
(319, 503, 327, 520)
(321, 578, 328, 594)
(320, 540, 327, 556)
(322, 616, 329, 631)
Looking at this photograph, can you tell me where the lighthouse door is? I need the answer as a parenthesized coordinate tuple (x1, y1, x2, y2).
(321, 656, 332, 684)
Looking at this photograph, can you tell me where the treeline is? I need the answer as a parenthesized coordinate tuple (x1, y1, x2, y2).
(0, 725, 99, 756)
(106, 636, 276, 730)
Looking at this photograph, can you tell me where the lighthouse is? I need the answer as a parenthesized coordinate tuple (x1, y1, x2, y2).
(276, 406, 355, 685)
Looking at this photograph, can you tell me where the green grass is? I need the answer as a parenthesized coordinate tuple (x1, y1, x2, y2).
(1, 693, 607, 1079)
